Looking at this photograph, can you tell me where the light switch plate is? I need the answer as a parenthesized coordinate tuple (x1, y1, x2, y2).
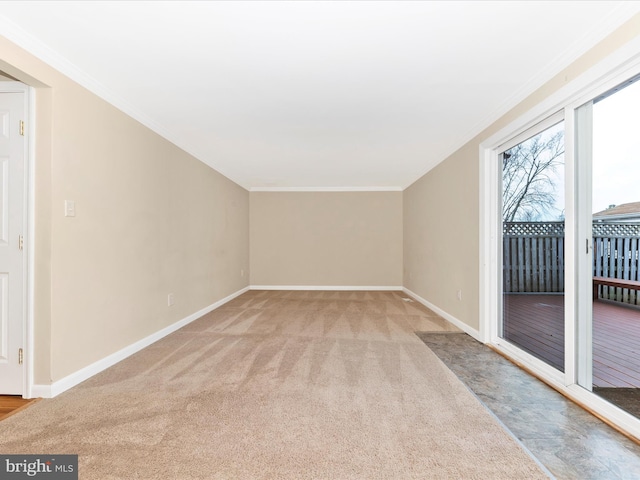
(64, 200, 76, 217)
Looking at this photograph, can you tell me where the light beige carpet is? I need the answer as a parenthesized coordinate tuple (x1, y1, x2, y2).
(0, 291, 549, 479)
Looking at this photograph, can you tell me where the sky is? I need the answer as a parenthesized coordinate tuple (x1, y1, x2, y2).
(504, 76, 640, 221)
(593, 78, 640, 214)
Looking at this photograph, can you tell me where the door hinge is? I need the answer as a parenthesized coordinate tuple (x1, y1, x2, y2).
(18, 235, 23, 250)
(19, 120, 24, 136)
(18, 348, 23, 365)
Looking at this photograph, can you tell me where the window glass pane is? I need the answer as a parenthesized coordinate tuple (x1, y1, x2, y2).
(501, 121, 565, 372)
(590, 78, 640, 415)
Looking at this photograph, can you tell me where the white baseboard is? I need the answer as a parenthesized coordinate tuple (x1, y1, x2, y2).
(250, 285, 403, 291)
(30, 384, 52, 399)
(402, 287, 481, 341)
(32, 286, 250, 398)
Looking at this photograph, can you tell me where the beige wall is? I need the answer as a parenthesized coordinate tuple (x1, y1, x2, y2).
(251, 192, 402, 287)
(403, 14, 640, 332)
(404, 143, 479, 328)
(0, 36, 249, 383)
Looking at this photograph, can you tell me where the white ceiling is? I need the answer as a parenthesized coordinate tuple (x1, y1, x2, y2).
(0, 1, 639, 190)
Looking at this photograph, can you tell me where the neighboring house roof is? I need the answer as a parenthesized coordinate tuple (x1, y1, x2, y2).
(593, 202, 640, 221)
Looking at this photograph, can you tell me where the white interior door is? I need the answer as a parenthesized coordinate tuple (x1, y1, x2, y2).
(0, 90, 26, 395)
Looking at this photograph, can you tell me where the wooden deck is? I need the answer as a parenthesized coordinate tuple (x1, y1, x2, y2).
(503, 294, 640, 388)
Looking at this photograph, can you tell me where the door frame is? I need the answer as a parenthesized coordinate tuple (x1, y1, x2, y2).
(0, 81, 33, 398)
(481, 109, 571, 388)
(479, 37, 640, 440)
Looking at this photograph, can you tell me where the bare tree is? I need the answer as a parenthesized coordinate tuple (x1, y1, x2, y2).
(502, 129, 564, 222)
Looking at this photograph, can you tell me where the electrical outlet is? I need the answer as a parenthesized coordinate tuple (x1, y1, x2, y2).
(168, 293, 175, 307)
(240, 269, 244, 277)
(457, 290, 462, 301)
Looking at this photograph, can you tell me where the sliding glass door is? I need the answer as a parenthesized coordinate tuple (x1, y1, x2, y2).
(485, 51, 640, 438)
(494, 71, 640, 420)
(577, 76, 640, 417)
(500, 119, 566, 372)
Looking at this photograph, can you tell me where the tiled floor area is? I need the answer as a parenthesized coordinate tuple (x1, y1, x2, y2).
(418, 332, 640, 480)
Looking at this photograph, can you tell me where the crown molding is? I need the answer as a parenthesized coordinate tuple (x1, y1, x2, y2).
(250, 186, 403, 192)
(0, 14, 248, 190)
(403, 2, 640, 190)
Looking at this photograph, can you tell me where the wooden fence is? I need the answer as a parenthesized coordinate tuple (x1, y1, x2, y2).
(503, 221, 640, 305)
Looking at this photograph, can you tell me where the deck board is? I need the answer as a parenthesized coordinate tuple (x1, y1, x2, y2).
(503, 294, 640, 387)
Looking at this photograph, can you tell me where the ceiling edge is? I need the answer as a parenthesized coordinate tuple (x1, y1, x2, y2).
(250, 186, 404, 192)
(2, 4, 638, 194)
(0, 14, 250, 190)
(402, 2, 640, 191)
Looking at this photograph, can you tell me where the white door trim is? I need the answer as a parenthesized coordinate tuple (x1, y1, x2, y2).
(26, 85, 35, 399)
(0, 81, 33, 398)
